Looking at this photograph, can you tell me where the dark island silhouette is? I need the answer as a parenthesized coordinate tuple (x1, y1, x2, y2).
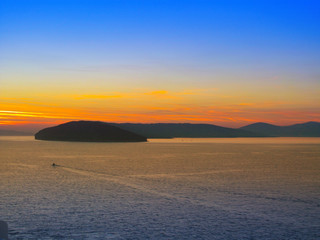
(33, 121, 320, 141)
(35, 121, 147, 142)
(110, 123, 264, 138)
(239, 121, 320, 137)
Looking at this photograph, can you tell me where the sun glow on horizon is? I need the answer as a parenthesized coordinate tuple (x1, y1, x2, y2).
(1, 85, 319, 132)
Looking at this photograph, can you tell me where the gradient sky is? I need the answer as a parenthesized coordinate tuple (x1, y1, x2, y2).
(0, 0, 319, 132)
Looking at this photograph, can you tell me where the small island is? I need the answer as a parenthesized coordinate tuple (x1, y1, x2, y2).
(35, 121, 147, 142)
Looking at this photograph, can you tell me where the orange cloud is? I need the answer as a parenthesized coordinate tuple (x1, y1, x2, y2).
(72, 90, 193, 102)
(237, 103, 254, 106)
(74, 94, 124, 100)
(145, 90, 168, 95)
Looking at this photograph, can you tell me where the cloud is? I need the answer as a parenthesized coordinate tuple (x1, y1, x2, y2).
(145, 90, 168, 95)
(73, 94, 124, 100)
(73, 89, 195, 101)
(237, 103, 254, 106)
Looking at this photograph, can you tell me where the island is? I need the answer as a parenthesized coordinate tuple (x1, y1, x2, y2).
(110, 123, 265, 138)
(35, 121, 147, 142)
(240, 121, 320, 137)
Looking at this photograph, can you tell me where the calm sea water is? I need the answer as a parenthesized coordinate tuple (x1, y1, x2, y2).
(0, 137, 319, 239)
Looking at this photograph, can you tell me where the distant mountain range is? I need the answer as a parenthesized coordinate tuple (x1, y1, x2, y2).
(110, 123, 265, 138)
(239, 121, 320, 137)
(110, 122, 320, 138)
(2, 121, 320, 138)
(0, 129, 33, 136)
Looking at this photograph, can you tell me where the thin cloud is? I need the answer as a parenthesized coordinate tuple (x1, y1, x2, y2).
(73, 94, 124, 100)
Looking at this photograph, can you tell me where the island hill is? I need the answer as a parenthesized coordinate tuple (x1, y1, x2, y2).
(111, 121, 320, 138)
(110, 122, 264, 138)
(34, 121, 147, 142)
(239, 121, 320, 137)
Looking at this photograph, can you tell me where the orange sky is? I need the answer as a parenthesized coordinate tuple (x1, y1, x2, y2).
(1, 85, 319, 132)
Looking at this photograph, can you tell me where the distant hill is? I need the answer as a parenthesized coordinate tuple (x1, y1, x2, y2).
(110, 123, 264, 138)
(0, 129, 33, 136)
(35, 121, 147, 142)
(239, 122, 320, 137)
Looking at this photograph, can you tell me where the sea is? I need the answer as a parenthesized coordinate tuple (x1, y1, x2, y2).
(0, 136, 319, 239)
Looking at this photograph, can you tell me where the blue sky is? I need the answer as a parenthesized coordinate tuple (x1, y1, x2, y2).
(1, 0, 319, 74)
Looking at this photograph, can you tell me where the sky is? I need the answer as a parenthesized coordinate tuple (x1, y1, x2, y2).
(0, 0, 319, 132)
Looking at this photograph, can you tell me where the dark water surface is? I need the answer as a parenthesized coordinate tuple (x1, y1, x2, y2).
(1, 137, 319, 239)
